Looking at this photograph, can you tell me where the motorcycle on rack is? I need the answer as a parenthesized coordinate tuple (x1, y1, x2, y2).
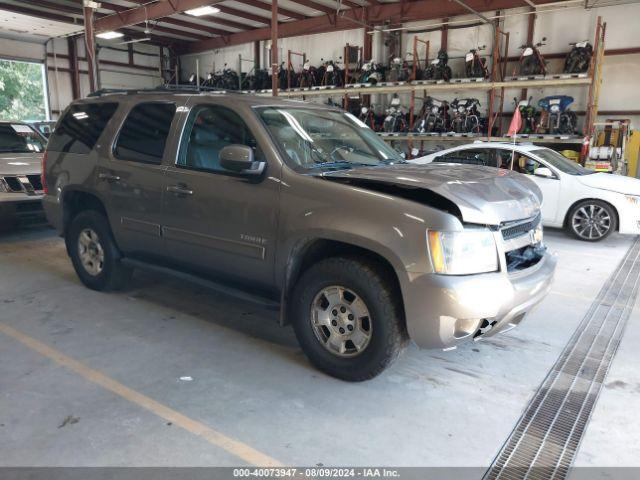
(274, 62, 289, 90)
(297, 60, 318, 89)
(414, 97, 449, 133)
(423, 50, 452, 81)
(217, 65, 240, 90)
(359, 104, 380, 131)
(465, 46, 488, 79)
(517, 38, 547, 76)
(387, 57, 411, 83)
(359, 61, 385, 84)
(383, 96, 408, 133)
(320, 58, 344, 87)
(249, 69, 271, 90)
(187, 73, 205, 87)
(537, 95, 577, 135)
(564, 41, 593, 73)
(513, 97, 537, 134)
(450, 98, 483, 134)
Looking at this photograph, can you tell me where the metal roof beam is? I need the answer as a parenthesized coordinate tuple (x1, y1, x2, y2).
(93, 0, 225, 33)
(234, 0, 306, 20)
(216, 5, 271, 25)
(284, 0, 336, 15)
(184, 0, 563, 54)
(118, 0, 248, 31)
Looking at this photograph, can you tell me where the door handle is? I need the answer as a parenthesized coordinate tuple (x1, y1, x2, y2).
(166, 185, 194, 196)
(98, 172, 121, 182)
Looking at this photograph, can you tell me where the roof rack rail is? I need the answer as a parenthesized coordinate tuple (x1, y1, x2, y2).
(87, 84, 237, 97)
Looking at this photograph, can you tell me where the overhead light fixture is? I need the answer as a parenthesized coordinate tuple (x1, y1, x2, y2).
(185, 5, 221, 16)
(118, 38, 151, 45)
(96, 31, 124, 39)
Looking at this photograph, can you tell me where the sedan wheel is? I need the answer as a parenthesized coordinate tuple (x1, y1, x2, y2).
(569, 201, 615, 241)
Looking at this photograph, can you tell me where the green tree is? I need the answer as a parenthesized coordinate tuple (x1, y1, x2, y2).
(0, 59, 46, 121)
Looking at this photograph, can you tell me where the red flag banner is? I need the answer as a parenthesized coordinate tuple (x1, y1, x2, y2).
(507, 106, 523, 137)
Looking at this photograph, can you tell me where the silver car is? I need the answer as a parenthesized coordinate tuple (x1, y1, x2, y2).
(0, 121, 47, 228)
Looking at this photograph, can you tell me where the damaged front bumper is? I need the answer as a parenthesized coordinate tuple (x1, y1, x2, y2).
(403, 251, 557, 349)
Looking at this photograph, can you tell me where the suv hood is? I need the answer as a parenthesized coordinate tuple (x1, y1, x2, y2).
(321, 163, 542, 225)
(577, 172, 640, 196)
(0, 152, 43, 175)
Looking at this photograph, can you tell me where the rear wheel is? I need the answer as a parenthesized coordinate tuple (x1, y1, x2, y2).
(567, 200, 616, 242)
(290, 256, 407, 381)
(67, 210, 133, 291)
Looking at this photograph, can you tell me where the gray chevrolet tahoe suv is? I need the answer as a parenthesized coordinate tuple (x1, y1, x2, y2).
(42, 90, 556, 381)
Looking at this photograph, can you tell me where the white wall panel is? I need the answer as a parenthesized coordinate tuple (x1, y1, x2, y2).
(0, 38, 46, 61)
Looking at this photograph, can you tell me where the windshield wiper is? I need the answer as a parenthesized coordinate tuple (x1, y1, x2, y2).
(308, 161, 375, 170)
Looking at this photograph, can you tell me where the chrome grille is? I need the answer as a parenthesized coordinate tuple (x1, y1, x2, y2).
(484, 236, 640, 480)
(27, 174, 43, 191)
(1, 175, 42, 194)
(501, 214, 541, 241)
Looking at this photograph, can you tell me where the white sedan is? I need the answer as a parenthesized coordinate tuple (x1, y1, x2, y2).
(410, 142, 640, 241)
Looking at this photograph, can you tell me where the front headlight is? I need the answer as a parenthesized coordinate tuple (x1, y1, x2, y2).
(428, 228, 498, 275)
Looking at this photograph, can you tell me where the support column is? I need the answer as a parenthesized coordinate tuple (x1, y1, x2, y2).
(67, 36, 80, 100)
(254, 40, 261, 71)
(271, 0, 278, 96)
(520, 8, 536, 101)
(83, 2, 98, 93)
(441, 18, 449, 51)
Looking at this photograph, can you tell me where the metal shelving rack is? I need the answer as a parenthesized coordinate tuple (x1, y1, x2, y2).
(253, 17, 605, 150)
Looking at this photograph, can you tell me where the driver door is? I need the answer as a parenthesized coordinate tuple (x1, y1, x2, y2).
(497, 148, 561, 224)
(161, 101, 280, 290)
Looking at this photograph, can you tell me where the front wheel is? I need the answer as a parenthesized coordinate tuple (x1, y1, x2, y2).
(290, 257, 407, 381)
(567, 200, 617, 242)
(67, 210, 133, 291)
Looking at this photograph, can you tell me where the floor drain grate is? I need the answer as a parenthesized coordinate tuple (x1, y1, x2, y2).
(484, 237, 640, 480)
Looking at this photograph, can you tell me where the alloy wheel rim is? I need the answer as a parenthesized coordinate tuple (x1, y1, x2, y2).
(310, 285, 372, 357)
(78, 228, 105, 276)
(572, 204, 611, 240)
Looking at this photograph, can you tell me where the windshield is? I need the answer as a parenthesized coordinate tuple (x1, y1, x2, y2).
(256, 107, 404, 171)
(532, 148, 594, 176)
(0, 124, 46, 153)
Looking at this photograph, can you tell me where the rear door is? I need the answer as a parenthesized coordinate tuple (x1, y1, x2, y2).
(497, 148, 562, 223)
(96, 99, 184, 258)
(160, 100, 280, 290)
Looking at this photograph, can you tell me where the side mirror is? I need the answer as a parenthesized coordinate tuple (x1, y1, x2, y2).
(534, 166, 555, 179)
(219, 145, 265, 176)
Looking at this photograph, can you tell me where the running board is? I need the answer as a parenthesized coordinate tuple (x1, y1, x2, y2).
(121, 258, 280, 310)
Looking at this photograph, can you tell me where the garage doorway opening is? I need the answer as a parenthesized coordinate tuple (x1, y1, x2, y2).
(0, 58, 48, 122)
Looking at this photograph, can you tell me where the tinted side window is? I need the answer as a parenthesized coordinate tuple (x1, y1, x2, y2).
(439, 148, 495, 167)
(114, 102, 176, 164)
(177, 105, 260, 173)
(47, 103, 118, 154)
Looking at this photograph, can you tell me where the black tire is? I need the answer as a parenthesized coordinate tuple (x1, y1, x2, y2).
(559, 111, 577, 134)
(566, 200, 617, 242)
(66, 210, 133, 291)
(290, 256, 407, 381)
(424, 66, 435, 80)
(443, 66, 452, 81)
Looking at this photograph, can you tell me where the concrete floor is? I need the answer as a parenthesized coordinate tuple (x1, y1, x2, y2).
(0, 226, 639, 467)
